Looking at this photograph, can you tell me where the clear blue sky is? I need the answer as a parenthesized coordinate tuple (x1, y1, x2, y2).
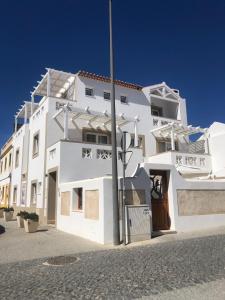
(0, 0, 225, 147)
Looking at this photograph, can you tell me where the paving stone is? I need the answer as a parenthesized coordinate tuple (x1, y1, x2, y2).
(1, 234, 225, 299)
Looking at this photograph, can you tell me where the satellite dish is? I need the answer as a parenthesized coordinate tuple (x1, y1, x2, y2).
(120, 132, 131, 150)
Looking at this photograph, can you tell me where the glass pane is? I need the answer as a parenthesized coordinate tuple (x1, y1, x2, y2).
(86, 134, 96, 143)
(98, 135, 108, 144)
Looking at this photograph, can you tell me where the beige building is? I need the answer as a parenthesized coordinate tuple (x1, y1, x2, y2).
(0, 137, 13, 207)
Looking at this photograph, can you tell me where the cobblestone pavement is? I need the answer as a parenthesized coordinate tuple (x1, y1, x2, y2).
(1, 228, 225, 299)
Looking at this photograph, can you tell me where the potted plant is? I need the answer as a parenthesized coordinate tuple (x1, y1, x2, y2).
(0, 207, 6, 218)
(3, 207, 14, 221)
(24, 213, 39, 233)
(16, 211, 28, 228)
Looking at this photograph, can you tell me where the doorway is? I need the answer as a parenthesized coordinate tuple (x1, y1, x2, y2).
(47, 171, 57, 225)
(150, 170, 170, 231)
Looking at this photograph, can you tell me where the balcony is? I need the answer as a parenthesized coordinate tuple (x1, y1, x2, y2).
(47, 140, 143, 182)
(145, 151, 211, 176)
(152, 116, 181, 128)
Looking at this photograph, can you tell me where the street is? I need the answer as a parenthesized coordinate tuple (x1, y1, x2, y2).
(1, 221, 225, 299)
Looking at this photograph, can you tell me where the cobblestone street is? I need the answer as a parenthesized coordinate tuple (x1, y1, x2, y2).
(1, 221, 225, 299)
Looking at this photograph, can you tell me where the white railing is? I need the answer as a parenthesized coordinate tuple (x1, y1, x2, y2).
(82, 148, 112, 160)
(152, 116, 180, 127)
(175, 154, 207, 168)
(82, 148, 92, 159)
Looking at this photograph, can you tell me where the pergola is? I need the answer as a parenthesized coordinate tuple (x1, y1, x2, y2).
(151, 122, 208, 152)
(53, 104, 139, 144)
(31, 68, 76, 106)
(14, 101, 39, 131)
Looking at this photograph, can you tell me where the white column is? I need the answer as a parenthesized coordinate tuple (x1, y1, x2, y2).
(72, 76, 76, 101)
(64, 107, 69, 140)
(204, 136, 209, 154)
(14, 116, 17, 132)
(47, 70, 51, 97)
(170, 126, 175, 151)
(24, 103, 28, 124)
(134, 120, 138, 147)
(31, 94, 34, 116)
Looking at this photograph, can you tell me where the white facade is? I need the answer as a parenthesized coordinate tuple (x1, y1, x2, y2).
(2, 68, 225, 244)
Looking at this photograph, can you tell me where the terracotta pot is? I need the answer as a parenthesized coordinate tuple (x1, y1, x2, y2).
(3, 211, 13, 222)
(17, 216, 25, 228)
(24, 219, 39, 233)
(0, 209, 4, 218)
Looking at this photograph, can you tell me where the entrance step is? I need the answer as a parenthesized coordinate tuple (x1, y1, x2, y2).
(152, 230, 177, 238)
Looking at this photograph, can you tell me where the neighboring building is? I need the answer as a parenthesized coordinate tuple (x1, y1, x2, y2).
(0, 137, 13, 207)
(1, 68, 225, 244)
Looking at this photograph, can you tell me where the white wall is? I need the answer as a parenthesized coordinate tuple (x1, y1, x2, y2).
(208, 122, 225, 177)
(10, 124, 29, 206)
(143, 162, 225, 232)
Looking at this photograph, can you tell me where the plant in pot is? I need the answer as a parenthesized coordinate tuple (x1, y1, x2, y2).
(16, 211, 29, 228)
(0, 207, 6, 218)
(3, 207, 14, 222)
(24, 213, 39, 233)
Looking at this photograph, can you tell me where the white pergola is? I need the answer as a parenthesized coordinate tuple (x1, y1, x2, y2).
(30, 68, 76, 109)
(14, 101, 39, 131)
(151, 122, 208, 151)
(53, 104, 139, 144)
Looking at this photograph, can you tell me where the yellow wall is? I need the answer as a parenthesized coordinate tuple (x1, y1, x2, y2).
(0, 184, 10, 207)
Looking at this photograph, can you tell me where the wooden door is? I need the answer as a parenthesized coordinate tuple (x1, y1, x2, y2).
(150, 170, 170, 231)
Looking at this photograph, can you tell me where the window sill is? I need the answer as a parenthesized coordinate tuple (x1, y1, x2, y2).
(72, 210, 83, 213)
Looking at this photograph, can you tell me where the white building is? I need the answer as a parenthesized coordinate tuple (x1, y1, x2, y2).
(2, 68, 225, 244)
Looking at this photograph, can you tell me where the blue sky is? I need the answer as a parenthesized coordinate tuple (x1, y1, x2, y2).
(0, 0, 225, 146)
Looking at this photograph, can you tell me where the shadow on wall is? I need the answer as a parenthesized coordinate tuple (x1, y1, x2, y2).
(0, 225, 5, 235)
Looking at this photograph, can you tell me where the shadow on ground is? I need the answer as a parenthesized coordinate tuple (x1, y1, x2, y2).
(0, 225, 5, 234)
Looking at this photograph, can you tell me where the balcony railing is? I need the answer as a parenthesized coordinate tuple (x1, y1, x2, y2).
(152, 116, 180, 127)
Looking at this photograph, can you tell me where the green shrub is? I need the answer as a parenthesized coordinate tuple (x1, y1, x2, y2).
(17, 211, 29, 218)
(3, 207, 14, 212)
(24, 212, 39, 222)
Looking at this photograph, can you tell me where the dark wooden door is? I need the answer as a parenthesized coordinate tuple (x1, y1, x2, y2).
(150, 170, 170, 231)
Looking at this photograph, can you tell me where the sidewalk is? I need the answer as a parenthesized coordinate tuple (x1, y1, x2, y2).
(1, 218, 225, 265)
(0, 219, 106, 264)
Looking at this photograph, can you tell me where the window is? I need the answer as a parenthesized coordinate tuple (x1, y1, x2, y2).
(13, 186, 17, 204)
(85, 87, 94, 97)
(31, 182, 37, 206)
(120, 95, 127, 104)
(0, 161, 3, 173)
(4, 158, 7, 171)
(98, 135, 108, 145)
(15, 149, 19, 168)
(103, 91, 111, 100)
(130, 136, 143, 148)
(9, 153, 12, 168)
(151, 105, 163, 117)
(157, 139, 178, 153)
(33, 132, 39, 157)
(83, 131, 110, 145)
(86, 133, 97, 143)
(72, 188, 83, 211)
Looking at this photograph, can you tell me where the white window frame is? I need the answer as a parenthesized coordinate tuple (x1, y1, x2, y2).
(33, 131, 40, 158)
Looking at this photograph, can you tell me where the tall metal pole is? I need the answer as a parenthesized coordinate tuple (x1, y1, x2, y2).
(121, 132, 126, 245)
(109, 0, 120, 245)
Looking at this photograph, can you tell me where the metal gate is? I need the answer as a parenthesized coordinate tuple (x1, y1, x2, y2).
(125, 205, 151, 244)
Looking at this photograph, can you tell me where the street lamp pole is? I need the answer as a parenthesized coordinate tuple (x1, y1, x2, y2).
(109, 0, 120, 245)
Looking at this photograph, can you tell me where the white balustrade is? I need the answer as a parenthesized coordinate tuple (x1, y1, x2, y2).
(82, 148, 92, 159)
